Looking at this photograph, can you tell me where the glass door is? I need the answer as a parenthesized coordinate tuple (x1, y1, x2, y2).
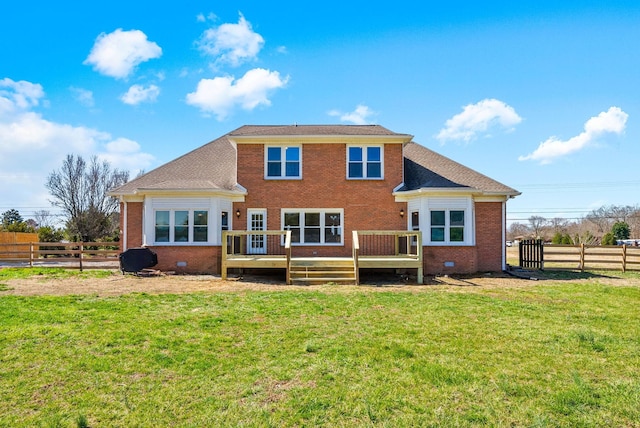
(247, 209, 267, 254)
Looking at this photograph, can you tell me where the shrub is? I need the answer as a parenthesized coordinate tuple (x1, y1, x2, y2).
(601, 232, 617, 246)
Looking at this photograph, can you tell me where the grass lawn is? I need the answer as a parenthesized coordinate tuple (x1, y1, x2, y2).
(1, 270, 639, 426)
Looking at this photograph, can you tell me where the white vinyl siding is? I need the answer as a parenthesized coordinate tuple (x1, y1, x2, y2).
(408, 197, 474, 246)
(144, 197, 235, 246)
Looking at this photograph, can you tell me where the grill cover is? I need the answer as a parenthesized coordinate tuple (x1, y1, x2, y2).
(119, 247, 158, 273)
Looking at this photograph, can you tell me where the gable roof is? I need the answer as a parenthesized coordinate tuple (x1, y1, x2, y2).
(109, 125, 519, 198)
(399, 142, 520, 197)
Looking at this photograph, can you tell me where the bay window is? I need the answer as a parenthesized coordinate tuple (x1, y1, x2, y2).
(154, 209, 209, 243)
(430, 210, 465, 243)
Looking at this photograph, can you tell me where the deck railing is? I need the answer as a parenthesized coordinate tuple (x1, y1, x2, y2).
(355, 230, 422, 257)
(220, 230, 423, 284)
(221, 230, 291, 280)
(355, 230, 423, 283)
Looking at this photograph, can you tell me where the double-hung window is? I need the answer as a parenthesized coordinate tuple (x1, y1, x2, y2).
(266, 146, 301, 179)
(154, 210, 209, 243)
(283, 210, 343, 245)
(430, 210, 465, 243)
(347, 146, 383, 179)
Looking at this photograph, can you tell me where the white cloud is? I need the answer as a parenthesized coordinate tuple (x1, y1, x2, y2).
(186, 68, 288, 120)
(0, 78, 154, 213)
(197, 12, 217, 23)
(197, 13, 264, 67)
(84, 29, 162, 79)
(519, 107, 628, 164)
(120, 84, 160, 105)
(70, 87, 94, 107)
(436, 98, 522, 143)
(0, 78, 44, 115)
(328, 104, 376, 125)
(98, 137, 155, 171)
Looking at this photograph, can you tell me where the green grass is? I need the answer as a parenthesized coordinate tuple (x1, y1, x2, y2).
(1, 277, 639, 426)
(0, 267, 114, 280)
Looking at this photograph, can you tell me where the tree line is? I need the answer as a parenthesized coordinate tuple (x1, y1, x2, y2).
(508, 205, 640, 245)
(1, 155, 129, 243)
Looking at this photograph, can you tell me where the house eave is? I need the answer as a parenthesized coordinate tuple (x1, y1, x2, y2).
(393, 187, 519, 201)
(110, 187, 247, 202)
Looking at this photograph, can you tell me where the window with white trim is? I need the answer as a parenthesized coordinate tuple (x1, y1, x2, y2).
(347, 146, 383, 179)
(154, 210, 209, 243)
(266, 146, 301, 179)
(282, 210, 343, 245)
(430, 210, 465, 243)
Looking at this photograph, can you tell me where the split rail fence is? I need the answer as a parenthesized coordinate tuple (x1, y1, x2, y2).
(0, 242, 120, 271)
(518, 240, 640, 272)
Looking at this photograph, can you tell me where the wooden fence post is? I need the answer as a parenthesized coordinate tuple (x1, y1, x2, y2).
(29, 242, 34, 267)
(79, 243, 84, 272)
(579, 243, 585, 272)
(622, 244, 627, 273)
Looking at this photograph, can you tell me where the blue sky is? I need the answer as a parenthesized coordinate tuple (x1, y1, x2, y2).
(1, 1, 639, 226)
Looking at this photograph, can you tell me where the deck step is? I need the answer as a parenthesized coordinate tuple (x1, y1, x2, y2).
(289, 262, 357, 285)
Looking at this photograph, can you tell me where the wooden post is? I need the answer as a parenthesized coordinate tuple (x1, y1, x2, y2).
(579, 243, 585, 272)
(79, 243, 84, 271)
(622, 244, 627, 273)
(221, 232, 228, 280)
(285, 231, 291, 285)
(29, 242, 34, 267)
(416, 231, 424, 284)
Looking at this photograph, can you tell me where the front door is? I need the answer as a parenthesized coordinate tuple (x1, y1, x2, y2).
(247, 209, 267, 254)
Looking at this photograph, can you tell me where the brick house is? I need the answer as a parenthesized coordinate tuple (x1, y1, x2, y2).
(109, 125, 519, 280)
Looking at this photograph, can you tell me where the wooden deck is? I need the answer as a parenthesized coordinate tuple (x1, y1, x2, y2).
(222, 230, 423, 285)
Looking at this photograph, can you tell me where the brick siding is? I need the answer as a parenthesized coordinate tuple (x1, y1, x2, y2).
(422, 201, 504, 275)
(120, 146, 506, 276)
(235, 143, 406, 257)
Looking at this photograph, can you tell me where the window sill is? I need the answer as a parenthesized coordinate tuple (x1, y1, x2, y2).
(150, 242, 217, 246)
(264, 177, 302, 180)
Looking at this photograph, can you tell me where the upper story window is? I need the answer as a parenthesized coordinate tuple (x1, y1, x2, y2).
(266, 146, 301, 179)
(347, 146, 383, 179)
(155, 209, 209, 243)
(430, 210, 465, 243)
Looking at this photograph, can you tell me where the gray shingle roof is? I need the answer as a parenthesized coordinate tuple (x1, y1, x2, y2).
(400, 142, 520, 196)
(109, 134, 239, 195)
(229, 124, 410, 137)
(110, 125, 519, 198)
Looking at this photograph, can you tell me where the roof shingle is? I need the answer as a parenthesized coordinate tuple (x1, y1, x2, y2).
(110, 125, 519, 198)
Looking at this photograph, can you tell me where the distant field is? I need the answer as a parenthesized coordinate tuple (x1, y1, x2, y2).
(1, 269, 639, 426)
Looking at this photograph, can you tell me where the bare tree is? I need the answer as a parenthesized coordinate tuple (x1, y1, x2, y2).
(46, 155, 128, 241)
(549, 217, 569, 233)
(507, 222, 530, 240)
(33, 209, 54, 229)
(528, 216, 547, 239)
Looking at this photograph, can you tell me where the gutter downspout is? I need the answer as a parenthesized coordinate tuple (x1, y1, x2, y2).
(502, 200, 506, 270)
(122, 200, 128, 252)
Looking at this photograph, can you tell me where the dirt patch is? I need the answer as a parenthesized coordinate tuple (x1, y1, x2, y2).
(0, 270, 636, 297)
